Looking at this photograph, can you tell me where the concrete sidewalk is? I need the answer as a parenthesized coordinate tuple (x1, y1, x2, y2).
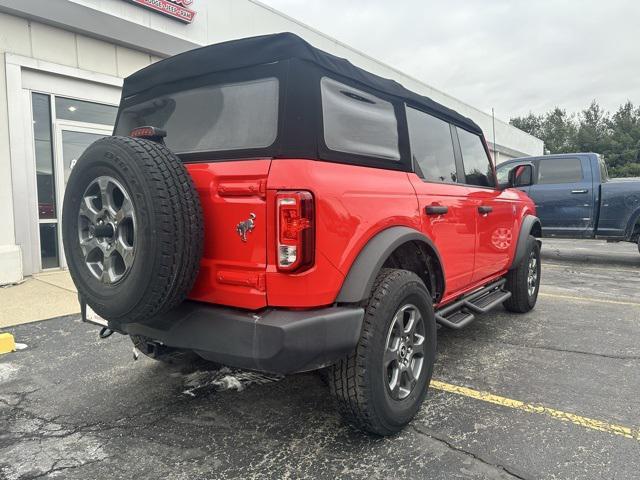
(0, 271, 79, 328)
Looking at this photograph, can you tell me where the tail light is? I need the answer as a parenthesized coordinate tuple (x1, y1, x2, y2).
(276, 191, 314, 272)
(130, 126, 167, 141)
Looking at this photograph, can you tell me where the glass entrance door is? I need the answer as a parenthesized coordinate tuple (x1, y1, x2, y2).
(54, 123, 112, 269)
(29, 92, 118, 273)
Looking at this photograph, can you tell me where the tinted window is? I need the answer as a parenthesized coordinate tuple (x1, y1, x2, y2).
(598, 156, 609, 182)
(115, 78, 279, 154)
(457, 127, 494, 187)
(321, 77, 399, 160)
(406, 107, 457, 182)
(538, 158, 583, 184)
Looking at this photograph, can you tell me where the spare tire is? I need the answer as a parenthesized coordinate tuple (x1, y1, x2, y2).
(62, 136, 203, 325)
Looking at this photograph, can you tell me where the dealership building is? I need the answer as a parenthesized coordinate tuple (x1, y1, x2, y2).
(0, 0, 544, 283)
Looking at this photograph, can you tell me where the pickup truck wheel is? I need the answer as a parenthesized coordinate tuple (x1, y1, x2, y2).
(62, 136, 203, 326)
(503, 235, 541, 313)
(330, 269, 436, 436)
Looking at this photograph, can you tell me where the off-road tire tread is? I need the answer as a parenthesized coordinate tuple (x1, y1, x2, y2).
(329, 268, 423, 435)
(64, 136, 203, 324)
(503, 235, 540, 313)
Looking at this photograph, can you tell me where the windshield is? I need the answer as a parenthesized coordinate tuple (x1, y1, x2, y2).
(115, 77, 279, 154)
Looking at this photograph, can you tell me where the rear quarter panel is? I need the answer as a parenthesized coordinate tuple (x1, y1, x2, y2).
(266, 159, 420, 307)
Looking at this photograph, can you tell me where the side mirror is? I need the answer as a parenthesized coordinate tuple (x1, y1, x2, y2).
(501, 163, 534, 190)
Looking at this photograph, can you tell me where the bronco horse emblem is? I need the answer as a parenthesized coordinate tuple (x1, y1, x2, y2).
(236, 213, 256, 242)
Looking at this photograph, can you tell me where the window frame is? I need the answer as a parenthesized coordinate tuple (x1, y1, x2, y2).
(320, 76, 401, 162)
(317, 72, 412, 172)
(118, 77, 280, 155)
(115, 62, 289, 163)
(597, 155, 609, 183)
(453, 125, 498, 190)
(405, 104, 462, 185)
(536, 157, 584, 185)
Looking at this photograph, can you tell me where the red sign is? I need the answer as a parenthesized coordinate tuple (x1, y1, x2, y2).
(129, 0, 196, 23)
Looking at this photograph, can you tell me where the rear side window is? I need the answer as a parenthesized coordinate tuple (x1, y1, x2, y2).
(406, 107, 457, 182)
(321, 77, 400, 161)
(598, 156, 609, 183)
(115, 77, 279, 154)
(538, 158, 583, 184)
(457, 127, 494, 187)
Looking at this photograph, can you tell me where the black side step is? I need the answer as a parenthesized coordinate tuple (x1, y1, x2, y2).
(435, 279, 511, 329)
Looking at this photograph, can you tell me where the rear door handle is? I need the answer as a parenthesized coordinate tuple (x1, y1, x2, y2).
(478, 206, 493, 214)
(425, 205, 449, 215)
(571, 189, 588, 194)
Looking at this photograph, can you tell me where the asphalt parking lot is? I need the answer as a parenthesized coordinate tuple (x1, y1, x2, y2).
(1, 239, 639, 480)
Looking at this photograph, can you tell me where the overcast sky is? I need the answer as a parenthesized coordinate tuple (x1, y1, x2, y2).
(262, 0, 640, 122)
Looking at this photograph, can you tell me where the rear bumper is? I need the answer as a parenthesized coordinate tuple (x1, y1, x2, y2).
(112, 301, 364, 374)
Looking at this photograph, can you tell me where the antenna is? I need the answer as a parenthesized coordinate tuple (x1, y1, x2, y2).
(492, 107, 497, 163)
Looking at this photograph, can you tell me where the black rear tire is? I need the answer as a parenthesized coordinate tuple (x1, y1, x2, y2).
(62, 136, 203, 325)
(330, 269, 437, 436)
(503, 235, 541, 313)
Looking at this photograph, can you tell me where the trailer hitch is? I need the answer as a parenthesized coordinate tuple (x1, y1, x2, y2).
(99, 327, 114, 339)
(79, 295, 118, 339)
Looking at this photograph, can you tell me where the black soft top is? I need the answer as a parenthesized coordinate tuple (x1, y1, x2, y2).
(123, 32, 481, 135)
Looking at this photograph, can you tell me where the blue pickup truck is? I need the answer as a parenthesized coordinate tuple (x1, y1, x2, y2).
(497, 153, 640, 252)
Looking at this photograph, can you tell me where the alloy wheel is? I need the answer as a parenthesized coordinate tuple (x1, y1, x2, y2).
(527, 250, 538, 297)
(384, 304, 426, 400)
(77, 176, 136, 284)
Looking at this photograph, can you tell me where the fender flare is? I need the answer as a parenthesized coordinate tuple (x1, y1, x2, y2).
(510, 215, 542, 269)
(624, 206, 640, 239)
(336, 226, 445, 304)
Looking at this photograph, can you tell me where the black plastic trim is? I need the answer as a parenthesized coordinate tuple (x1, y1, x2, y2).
(114, 301, 364, 374)
(425, 205, 449, 215)
(510, 215, 542, 269)
(435, 279, 511, 329)
(336, 226, 445, 303)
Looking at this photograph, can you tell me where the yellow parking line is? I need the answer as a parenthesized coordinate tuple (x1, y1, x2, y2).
(539, 292, 640, 307)
(430, 380, 640, 441)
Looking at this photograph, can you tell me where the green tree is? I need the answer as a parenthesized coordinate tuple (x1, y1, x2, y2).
(510, 113, 544, 139)
(575, 101, 610, 153)
(510, 101, 640, 178)
(605, 101, 640, 176)
(541, 108, 578, 154)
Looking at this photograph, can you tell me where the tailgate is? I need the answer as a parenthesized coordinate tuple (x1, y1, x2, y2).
(186, 159, 271, 309)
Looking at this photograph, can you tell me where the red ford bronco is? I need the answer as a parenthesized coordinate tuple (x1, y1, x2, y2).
(62, 33, 541, 436)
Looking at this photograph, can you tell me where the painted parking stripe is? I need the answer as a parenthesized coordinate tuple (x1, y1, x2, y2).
(543, 262, 640, 274)
(539, 292, 640, 307)
(430, 380, 640, 441)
